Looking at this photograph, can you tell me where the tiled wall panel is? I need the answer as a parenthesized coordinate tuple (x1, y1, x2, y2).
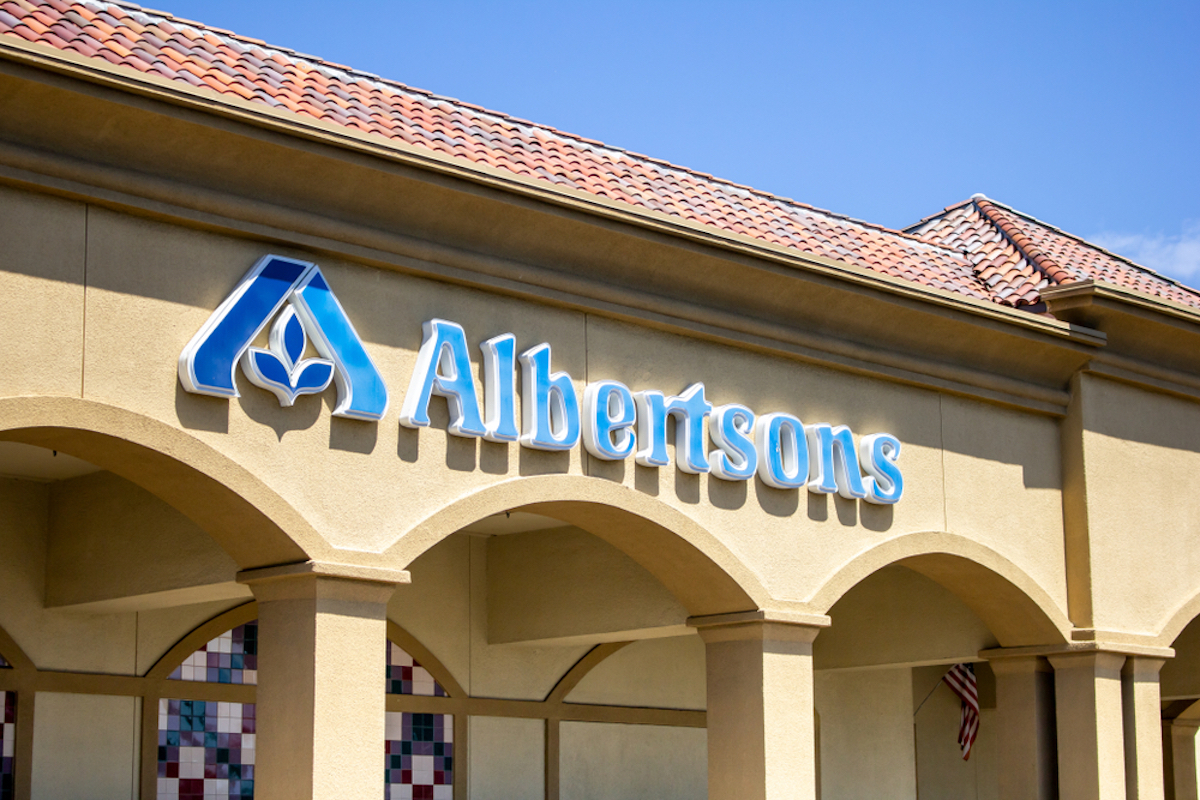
(157, 699, 255, 800)
(169, 622, 258, 685)
(1, 691, 14, 800)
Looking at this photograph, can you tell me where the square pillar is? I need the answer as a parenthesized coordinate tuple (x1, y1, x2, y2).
(1049, 651, 1128, 800)
(988, 655, 1057, 799)
(239, 561, 409, 800)
(1164, 719, 1200, 800)
(690, 611, 826, 800)
(1123, 658, 1167, 800)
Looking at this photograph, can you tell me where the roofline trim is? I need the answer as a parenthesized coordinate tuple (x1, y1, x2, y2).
(1043, 279, 1200, 328)
(0, 33, 1107, 355)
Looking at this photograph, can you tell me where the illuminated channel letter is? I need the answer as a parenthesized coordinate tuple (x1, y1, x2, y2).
(755, 413, 808, 489)
(859, 433, 904, 504)
(709, 404, 757, 481)
(634, 384, 713, 473)
(583, 381, 637, 460)
(806, 424, 867, 499)
(519, 343, 580, 451)
(480, 333, 519, 442)
(399, 319, 486, 437)
(634, 391, 670, 467)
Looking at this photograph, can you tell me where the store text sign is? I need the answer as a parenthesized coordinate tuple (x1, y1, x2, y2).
(180, 255, 903, 504)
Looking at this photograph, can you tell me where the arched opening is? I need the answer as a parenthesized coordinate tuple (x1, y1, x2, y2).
(0, 396, 322, 569)
(0, 398, 328, 800)
(385, 474, 769, 618)
(388, 490, 730, 800)
(1158, 598, 1200, 799)
(806, 536, 1070, 800)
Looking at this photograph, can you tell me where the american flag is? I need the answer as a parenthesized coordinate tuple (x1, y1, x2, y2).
(942, 663, 980, 760)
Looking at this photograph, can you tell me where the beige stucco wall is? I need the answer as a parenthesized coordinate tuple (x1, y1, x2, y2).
(390, 533, 589, 701)
(566, 636, 706, 710)
(0, 185, 85, 399)
(1074, 374, 1200, 636)
(559, 722, 706, 800)
(468, 716, 544, 800)
(0, 476, 135, 673)
(0, 187, 1085, 641)
(487, 526, 688, 645)
(30, 693, 137, 800)
(46, 471, 243, 610)
(815, 668, 916, 800)
(816, 565, 997, 670)
(1164, 617, 1200, 699)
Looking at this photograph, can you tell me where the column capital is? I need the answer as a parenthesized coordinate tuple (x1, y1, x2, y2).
(1046, 650, 1128, 674)
(985, 653, 1054, 676)
(238, 560, 410, 603)
(1122, 655, 1167, 678)
(688, 609, 829, 644)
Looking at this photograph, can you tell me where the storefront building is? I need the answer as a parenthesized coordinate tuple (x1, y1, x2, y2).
(2, 2, 1200, 798)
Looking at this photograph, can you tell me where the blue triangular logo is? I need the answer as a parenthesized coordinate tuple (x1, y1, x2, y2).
(178, 255, 389, 421)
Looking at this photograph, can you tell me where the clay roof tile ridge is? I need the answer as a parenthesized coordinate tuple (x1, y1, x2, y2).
(972, 196, 1200, 300)
(973, 198, 1078, 286)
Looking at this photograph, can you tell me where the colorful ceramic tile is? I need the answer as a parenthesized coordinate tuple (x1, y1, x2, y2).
(1, 691, 16, 800)
(385, 713, 453, 800)
(387, 643, 447, 697)
(169, 622, 258, 685)
(157, 699, 255, 800)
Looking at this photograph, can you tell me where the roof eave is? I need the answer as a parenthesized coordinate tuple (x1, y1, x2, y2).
(0, 33, 1102, 349)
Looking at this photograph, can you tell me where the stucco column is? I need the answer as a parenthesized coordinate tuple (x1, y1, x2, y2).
(1048, 651, 1128, 800)
(239, 561, 410, 800)
(690, 611, 827, 800)
(1123, 657, 1167, 800)
(987, 655, 1057, 799)
(1164, 720, 1200, 800)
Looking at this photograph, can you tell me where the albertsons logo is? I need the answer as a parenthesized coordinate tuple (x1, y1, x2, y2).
(178, 255, 389, 421)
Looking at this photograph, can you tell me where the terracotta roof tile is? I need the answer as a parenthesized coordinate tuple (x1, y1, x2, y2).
(1, 0, 1196, 315)
(908, 196, 1200, 311)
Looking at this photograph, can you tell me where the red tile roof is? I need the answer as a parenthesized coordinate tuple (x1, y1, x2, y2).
(1, 0, 1197, 315)
(908, 196, 1200, 311)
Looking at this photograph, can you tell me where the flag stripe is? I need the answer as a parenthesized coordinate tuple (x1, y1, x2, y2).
(943, 663, 980, 760)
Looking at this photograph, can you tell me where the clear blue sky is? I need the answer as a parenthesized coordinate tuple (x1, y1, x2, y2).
(161, 0, 1200, 282)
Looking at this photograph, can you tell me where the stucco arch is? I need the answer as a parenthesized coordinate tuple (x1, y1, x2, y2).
(1156, 591, 1200, 647)
(0, 395, 327, 568)
(383, 474, 768, 617)
(807, 532, 1071, 648)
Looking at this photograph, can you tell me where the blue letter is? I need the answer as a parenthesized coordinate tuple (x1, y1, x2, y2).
(805, 424, 867, 499)
(399, 319, 486, 437)
(583, 381, 637, 460)
(709, 404, 757, 481)
(633, 384, 712, 473)
(519, 343, 580, 451)
(755, 413, 807, 489)
(860, 433, 903, 504)
(480, 333, 519, 443)
(664, 383, 712, 474)
(634, 391, 669, 467)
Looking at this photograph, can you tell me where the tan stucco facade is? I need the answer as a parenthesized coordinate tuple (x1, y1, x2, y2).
(1, 35, 1199, 800)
